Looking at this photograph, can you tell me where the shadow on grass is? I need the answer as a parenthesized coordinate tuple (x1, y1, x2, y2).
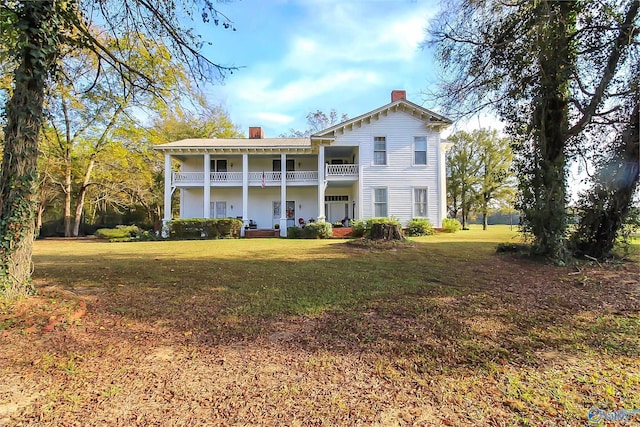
(31, 239, 640, 374)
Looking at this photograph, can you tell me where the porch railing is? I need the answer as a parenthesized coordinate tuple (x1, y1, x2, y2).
(172, 172, 203, 183)
(326, 164, 359, 177)
(211, 171, 243, 182)
(173, 170, 319, 185)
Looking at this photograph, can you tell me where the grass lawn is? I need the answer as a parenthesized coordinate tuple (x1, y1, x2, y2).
(1, 225, 639, 425)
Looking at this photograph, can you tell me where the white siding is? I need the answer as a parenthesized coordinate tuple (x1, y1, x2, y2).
(334, 110, 441, 226)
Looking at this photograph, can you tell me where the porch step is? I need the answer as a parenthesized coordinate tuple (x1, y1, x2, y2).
(245, 229, 280, 238)
(331, 227, 353, 239)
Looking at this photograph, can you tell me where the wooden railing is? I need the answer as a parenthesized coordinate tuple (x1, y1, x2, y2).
(173, 170, 319, 185)
(172, 172, 204, 183)
(326, 164, 358, 177)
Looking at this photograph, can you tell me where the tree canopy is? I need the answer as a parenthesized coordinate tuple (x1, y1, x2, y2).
(430, 0, 639, 262)
(0, 0, 236, 297)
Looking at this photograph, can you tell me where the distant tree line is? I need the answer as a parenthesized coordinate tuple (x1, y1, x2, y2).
(446, 128, 515, 231)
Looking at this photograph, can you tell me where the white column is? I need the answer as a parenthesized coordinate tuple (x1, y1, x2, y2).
(317, 145, 325, 222)
(358, 164, 364, 220)
(241, 153, 248, 237)
(163, 153, 172, 221)
(279, 153, 288, 236)
(203, 153, 211, 218)
(162, 153, 172, 237)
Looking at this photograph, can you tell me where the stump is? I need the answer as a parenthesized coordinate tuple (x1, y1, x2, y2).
(369, 223, 405, 241)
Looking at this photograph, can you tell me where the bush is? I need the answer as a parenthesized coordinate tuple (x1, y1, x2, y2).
(302, 222, 332, 239)
(167, 218, 242, 239)
(442, 218, 462, 233)
(406, 218, 435, 236)
(287, 222, 332, 239)
(287, 226, 301, 238)
(350, 220, 366, 238)
(95, 225, 142, 240)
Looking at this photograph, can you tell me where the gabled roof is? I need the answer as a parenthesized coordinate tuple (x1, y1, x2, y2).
(310, 98, 452, 142)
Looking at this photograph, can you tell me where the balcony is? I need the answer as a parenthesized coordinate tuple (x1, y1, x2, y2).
(172, 170, 319, 187)
(325, 164, 359, 180)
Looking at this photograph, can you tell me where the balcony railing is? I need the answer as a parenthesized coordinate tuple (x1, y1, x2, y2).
(173, 172, 204, 183)
(172, 170, 319, 186)
(326, 164, 359, 177)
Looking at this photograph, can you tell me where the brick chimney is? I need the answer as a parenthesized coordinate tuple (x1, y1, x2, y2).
(249, 126, 264, 139)
(391, 90, 406, 102)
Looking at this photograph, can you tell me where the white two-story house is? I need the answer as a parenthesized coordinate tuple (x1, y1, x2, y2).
(155, 90, 452, 236)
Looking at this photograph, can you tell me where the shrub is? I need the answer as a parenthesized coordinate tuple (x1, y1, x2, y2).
(95, 225, 142, 240)
(287, 223, 332, 239)
(406, 218, 435, 236)
(287, 226, 301, 238)
(350, 220, 366, 238)
(442, 218, 462, 233)
(302, 222, 332, 239)
(167, 218, 242, 239)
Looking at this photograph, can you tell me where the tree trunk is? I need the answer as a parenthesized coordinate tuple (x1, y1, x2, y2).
(36, 203, 45, 235)
(482, 212, 488, 231)
(369, 223, 405, 241)
(64, 159, 73, 236)
(0, 1, 58, 298)
(521, 0, 576, 262)
(62, 99, 73, 237)
(73, 157, 96, 237)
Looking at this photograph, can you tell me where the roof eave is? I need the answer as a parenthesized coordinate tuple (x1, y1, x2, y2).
(311, 99, 453, 138)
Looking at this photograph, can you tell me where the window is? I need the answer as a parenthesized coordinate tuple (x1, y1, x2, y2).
(325, 195, 349, 202)
(210, 159, 227, 171)
(273, 201, 281, 218)
(273, 159, 295, 171)
(414, 137, 427, 165)
(374, 188, 388, 217)
(414, 188, 428, 217)
(373, 137, 386, 165)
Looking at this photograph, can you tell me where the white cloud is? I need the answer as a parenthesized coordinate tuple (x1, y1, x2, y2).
(254, 112, 295, 125)
(209, 1, 441, 135)
(230, 69, 382, 108)
(283, 5, 433, 69)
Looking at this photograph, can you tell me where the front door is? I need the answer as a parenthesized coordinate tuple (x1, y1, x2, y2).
(286, 201, 296, 228)
(325, 202, 349, 224)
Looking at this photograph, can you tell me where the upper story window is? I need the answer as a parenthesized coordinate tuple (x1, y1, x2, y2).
(414, 137, 427, 165)
(373, 137, 387, 165)
(210, 159, 227, 171)
(273, 159, 295, 171)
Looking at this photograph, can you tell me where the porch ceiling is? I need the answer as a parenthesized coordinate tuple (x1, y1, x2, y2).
(325, 146, 354, 157)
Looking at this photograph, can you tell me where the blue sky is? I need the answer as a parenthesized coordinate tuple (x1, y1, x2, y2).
(197, 0, 442, 137)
